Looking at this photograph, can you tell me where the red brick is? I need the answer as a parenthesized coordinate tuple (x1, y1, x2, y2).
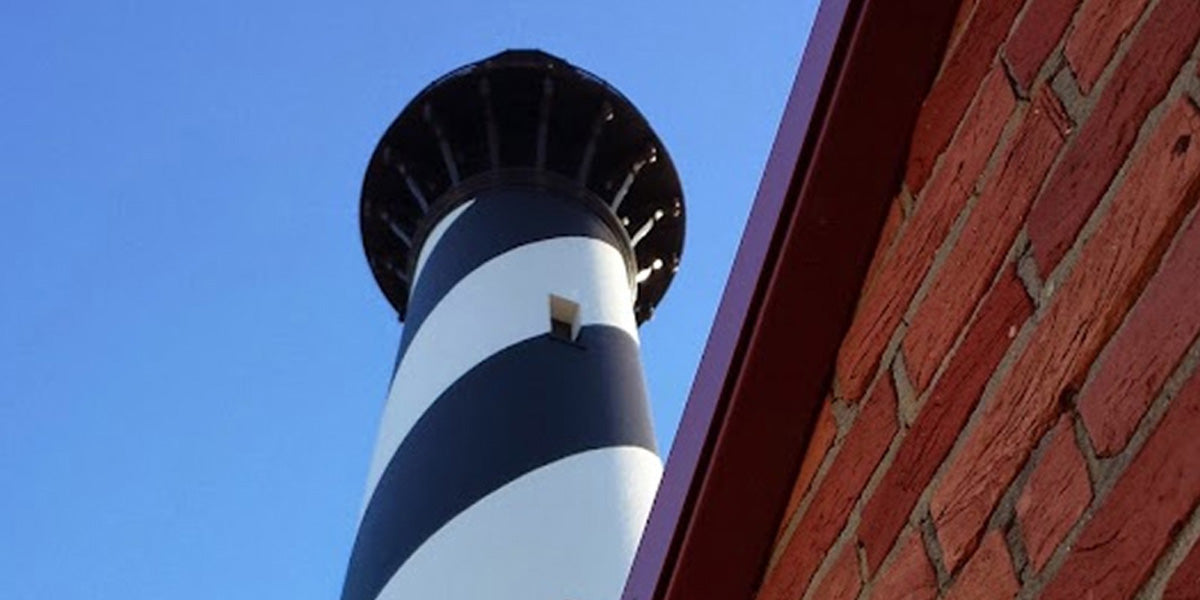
(870, 529, 937, 600)
(1004, 0, 1081, 92)
(858, 267, 1032, 573)
(837, 67, 1016, 401)
(921, 66, 1019, 211)
(1016, 414, 1092, 572)
(931, 99, 1200, 573)
(1164, 540, 1200, 600)
(811, 546, 863, 600)
(758, 379, 898, 600)
(1079, 211, 1200, 456)
(1064, 0, 1152, 94)
(1028, 0, 1200, 274)
(1041, 369, 1200, 600)
(945, 530, 1019, 600)
(904, 89, 1070, 391)
(775, 398, 838, 544)
(862, 197, 906, 293)
(904, 0, 1025, 194)
(948, 0, 981, 57)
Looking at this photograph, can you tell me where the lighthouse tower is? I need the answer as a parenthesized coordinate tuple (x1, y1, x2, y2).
(342, 50, 685, 600)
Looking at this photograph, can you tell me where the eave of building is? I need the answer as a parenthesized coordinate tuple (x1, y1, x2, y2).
(621, 1, 964, 599)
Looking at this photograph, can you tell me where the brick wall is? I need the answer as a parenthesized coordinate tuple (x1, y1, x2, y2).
(757, 0, 1200, 598)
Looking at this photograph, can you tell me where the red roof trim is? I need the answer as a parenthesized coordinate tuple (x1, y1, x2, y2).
(622, 2, 962, 599)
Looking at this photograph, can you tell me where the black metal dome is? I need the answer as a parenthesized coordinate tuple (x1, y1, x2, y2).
(360, 49, 685, 323)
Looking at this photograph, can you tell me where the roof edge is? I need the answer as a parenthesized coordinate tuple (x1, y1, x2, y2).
(622, 1, 962, 598)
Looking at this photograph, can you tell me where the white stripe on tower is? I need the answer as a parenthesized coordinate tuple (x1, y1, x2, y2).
(342, 188, 661, 600)
(358, 199, 475, 513)
(376, 447, 662, 600)
(360, 234, 639, 512)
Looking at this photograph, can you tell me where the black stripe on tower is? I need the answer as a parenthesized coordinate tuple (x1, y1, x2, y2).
(392, 185, 631, 372)
(343, 325, 653, 600)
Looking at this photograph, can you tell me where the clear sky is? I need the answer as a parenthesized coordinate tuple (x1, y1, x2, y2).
(0, 1, 816, 597)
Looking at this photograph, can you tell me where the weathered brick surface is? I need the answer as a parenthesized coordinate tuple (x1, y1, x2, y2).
(931, 99, 1200, 573)
(759, 5, 1200, 599)
(858, 267, 1031, 573)
(836, 67, 1016, 401)
(944, 530, 1019, 600)
(904, 89, 1070, 391)
(1164, 540, 1200, 600)
(1064, 0, 1151, 93)
(1079, 210, 1200, 457)
(1027, 0, 1200, 274)
(1041, 369, 1200, 600)
(1016, 414, 1092, 572)
(870, 529, 937, 600)
(1004, 0, 1082, 92)
(758, 379, 897, 599)
(811, 546, 862, 600)
(904, 0, 1025, 194)
(775, 398, 838, 543)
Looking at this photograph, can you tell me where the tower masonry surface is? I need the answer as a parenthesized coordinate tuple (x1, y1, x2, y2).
(342, 50, 685, 600)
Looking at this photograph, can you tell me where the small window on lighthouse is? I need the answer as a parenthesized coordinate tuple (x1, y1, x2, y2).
(549, 294, 581, 342)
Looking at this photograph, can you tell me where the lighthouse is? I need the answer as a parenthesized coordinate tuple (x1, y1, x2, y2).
(342, 50, 684, 600)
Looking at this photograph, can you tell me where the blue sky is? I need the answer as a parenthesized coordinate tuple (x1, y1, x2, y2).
(0, 1, 815, 597)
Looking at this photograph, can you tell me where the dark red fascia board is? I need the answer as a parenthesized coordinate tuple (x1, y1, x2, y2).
(622, 1, 962, 599)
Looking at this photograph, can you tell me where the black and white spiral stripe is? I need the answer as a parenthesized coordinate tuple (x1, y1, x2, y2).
(342, 187, 662, 600)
